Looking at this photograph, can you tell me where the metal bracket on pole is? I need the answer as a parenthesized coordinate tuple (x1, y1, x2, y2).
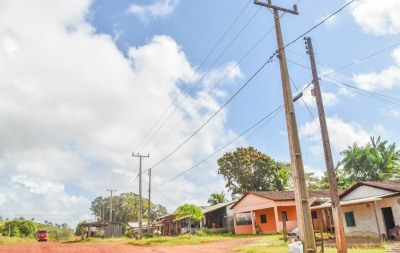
(254, 0, 299, 15)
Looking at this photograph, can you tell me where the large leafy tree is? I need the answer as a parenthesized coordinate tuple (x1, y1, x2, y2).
(217, 146, 290, 198)
(175, 204, 204, 232)
(207, 191, 227, 205)
(89, 193, 167, 223)
(338, 136, 400, 187)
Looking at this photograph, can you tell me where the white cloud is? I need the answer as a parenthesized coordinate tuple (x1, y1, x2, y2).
(299, 84, 339, 108)
(348, 0, 400, 36)
(352, 46, 400, 91)
(352, 65, 400, 91)
(299, 116, 371, 156)
(0, 0, 239, 226)
(126, 0, 180, 23)
(390, 109, 400, 118)
(316, 14, 339, 27)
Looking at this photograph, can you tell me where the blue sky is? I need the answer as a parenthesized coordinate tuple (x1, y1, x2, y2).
(0, 0, 399, 227)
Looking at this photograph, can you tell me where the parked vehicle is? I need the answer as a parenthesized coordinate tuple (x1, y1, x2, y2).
(37, 229, 48, 242)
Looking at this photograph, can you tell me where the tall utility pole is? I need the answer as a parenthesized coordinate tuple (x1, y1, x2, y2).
(305, 37, 348, 253)
(254, 1, 316, 252)
(147, 168, 152, 233)
(132, 152, 149, 239)
(107, 189, 117, 222)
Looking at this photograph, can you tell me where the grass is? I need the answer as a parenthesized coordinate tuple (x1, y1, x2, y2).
(127, 233, 254, 246)
(0, 237, 36, 244)
(234, 234, 387, 253)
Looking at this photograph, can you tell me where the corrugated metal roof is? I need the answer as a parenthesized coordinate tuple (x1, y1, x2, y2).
(202, 200, 236, 214)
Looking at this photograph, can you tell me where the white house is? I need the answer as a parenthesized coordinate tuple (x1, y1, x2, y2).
(311, 181, 400, 239)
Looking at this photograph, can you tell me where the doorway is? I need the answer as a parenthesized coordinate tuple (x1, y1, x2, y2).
(382, 207, 395, 238)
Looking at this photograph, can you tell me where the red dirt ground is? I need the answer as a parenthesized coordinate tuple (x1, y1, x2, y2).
(0, 237, 260, 253)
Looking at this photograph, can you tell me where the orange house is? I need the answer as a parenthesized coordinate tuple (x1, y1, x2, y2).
(232, 191, 331, 234)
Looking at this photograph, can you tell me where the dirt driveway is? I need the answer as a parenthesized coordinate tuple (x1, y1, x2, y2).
(0, 237, 260, 253)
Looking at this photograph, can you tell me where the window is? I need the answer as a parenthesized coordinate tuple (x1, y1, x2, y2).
(236, 213, 252, 225)
(260, 214, 267, 223)
(344, 212, 356, 227)
(281, 211, 288, 221)
(311, 211, 317, 219)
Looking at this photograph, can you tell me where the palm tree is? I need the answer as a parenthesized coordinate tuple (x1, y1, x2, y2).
(207, 191, 227, 205)
(339, 136, 400, 183)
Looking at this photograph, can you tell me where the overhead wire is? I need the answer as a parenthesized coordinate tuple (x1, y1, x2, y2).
(145, 0, 357, 173)
(133, 1, 257, 152)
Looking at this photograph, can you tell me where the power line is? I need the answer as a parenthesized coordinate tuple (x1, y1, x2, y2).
(133, 1, 257, 152)
(145, 0, 356, 173)
(154, 104, 284, 187)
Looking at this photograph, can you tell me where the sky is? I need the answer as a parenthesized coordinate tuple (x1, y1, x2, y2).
(1, 0, 400, 228)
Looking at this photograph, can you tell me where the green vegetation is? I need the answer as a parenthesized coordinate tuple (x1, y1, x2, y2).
(0, 217, 73, 243)
(208, 191, 228, 205)
(90, 193, 168, 225)
(218, 146, 291, 198)
(128, 233, 237, 246)
(175, 203, 204, 231)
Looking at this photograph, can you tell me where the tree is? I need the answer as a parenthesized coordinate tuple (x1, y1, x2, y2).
(339, 136, 400, 185)
(217, 146, 291, 198)
(305, 172, 323, 190)
(207, 191, 227, 205)
(175, 204, 203, 233)
(89, 192, 168, 224)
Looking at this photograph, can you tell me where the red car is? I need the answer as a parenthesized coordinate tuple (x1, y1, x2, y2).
(37, 229, 48, 242)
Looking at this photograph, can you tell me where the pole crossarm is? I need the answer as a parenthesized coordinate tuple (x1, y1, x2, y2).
(254, 0, 299, 15)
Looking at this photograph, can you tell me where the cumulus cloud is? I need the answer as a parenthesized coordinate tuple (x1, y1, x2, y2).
(299, 116, 371, 157)
(126, 0, 180, 23)
(298, 84, 339, 108)
(0, 0, 240, 226)
(348, 0, 400, 36)
(352, 47, 400, 91)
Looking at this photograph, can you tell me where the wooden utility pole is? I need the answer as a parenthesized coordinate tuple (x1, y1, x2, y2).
(305, 37, 348, 253)
(133, 153, 149, 239)
(107, 189, 117, 222)
(147, 168, 152, 234)
(254, 1, 316, 252)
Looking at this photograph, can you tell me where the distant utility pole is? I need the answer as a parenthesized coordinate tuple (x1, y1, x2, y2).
(132, 152, 149, 239)
(305, 37, 348, 253)
(147, 168, 152, 234)
(254, 1, 316, 252)
(107, 189, 117, 222)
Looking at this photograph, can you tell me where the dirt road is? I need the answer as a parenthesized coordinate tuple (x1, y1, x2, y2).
(0, 237, 259, 253)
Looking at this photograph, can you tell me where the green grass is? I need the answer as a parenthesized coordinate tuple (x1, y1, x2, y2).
(128, 233, 241, 246)
(0, 237, 36, 244)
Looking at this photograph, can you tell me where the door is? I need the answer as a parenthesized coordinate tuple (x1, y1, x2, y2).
(382, 207, 395, 238)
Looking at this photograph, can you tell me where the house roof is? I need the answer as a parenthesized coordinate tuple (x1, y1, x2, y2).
(202, 200, 236, 214)
(231, 190, 333, 209)
(310, 192, 400, 210)
(340, 181, 400, 199)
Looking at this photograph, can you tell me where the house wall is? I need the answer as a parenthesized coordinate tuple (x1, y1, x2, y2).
(311, 209, 325, 231)
(205, 208, 227, 228)
(342, 186, 392, 201)
(254, 208, 277, 233)
(276, 206, 298, 232)
(340, 196, 400, 237)
(233, 194, 298, 234)
(233, 212, 253, 234)
(233, 194, 279, 213)
(341, 203, 381, 236)
(379, 196, 400, 228)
